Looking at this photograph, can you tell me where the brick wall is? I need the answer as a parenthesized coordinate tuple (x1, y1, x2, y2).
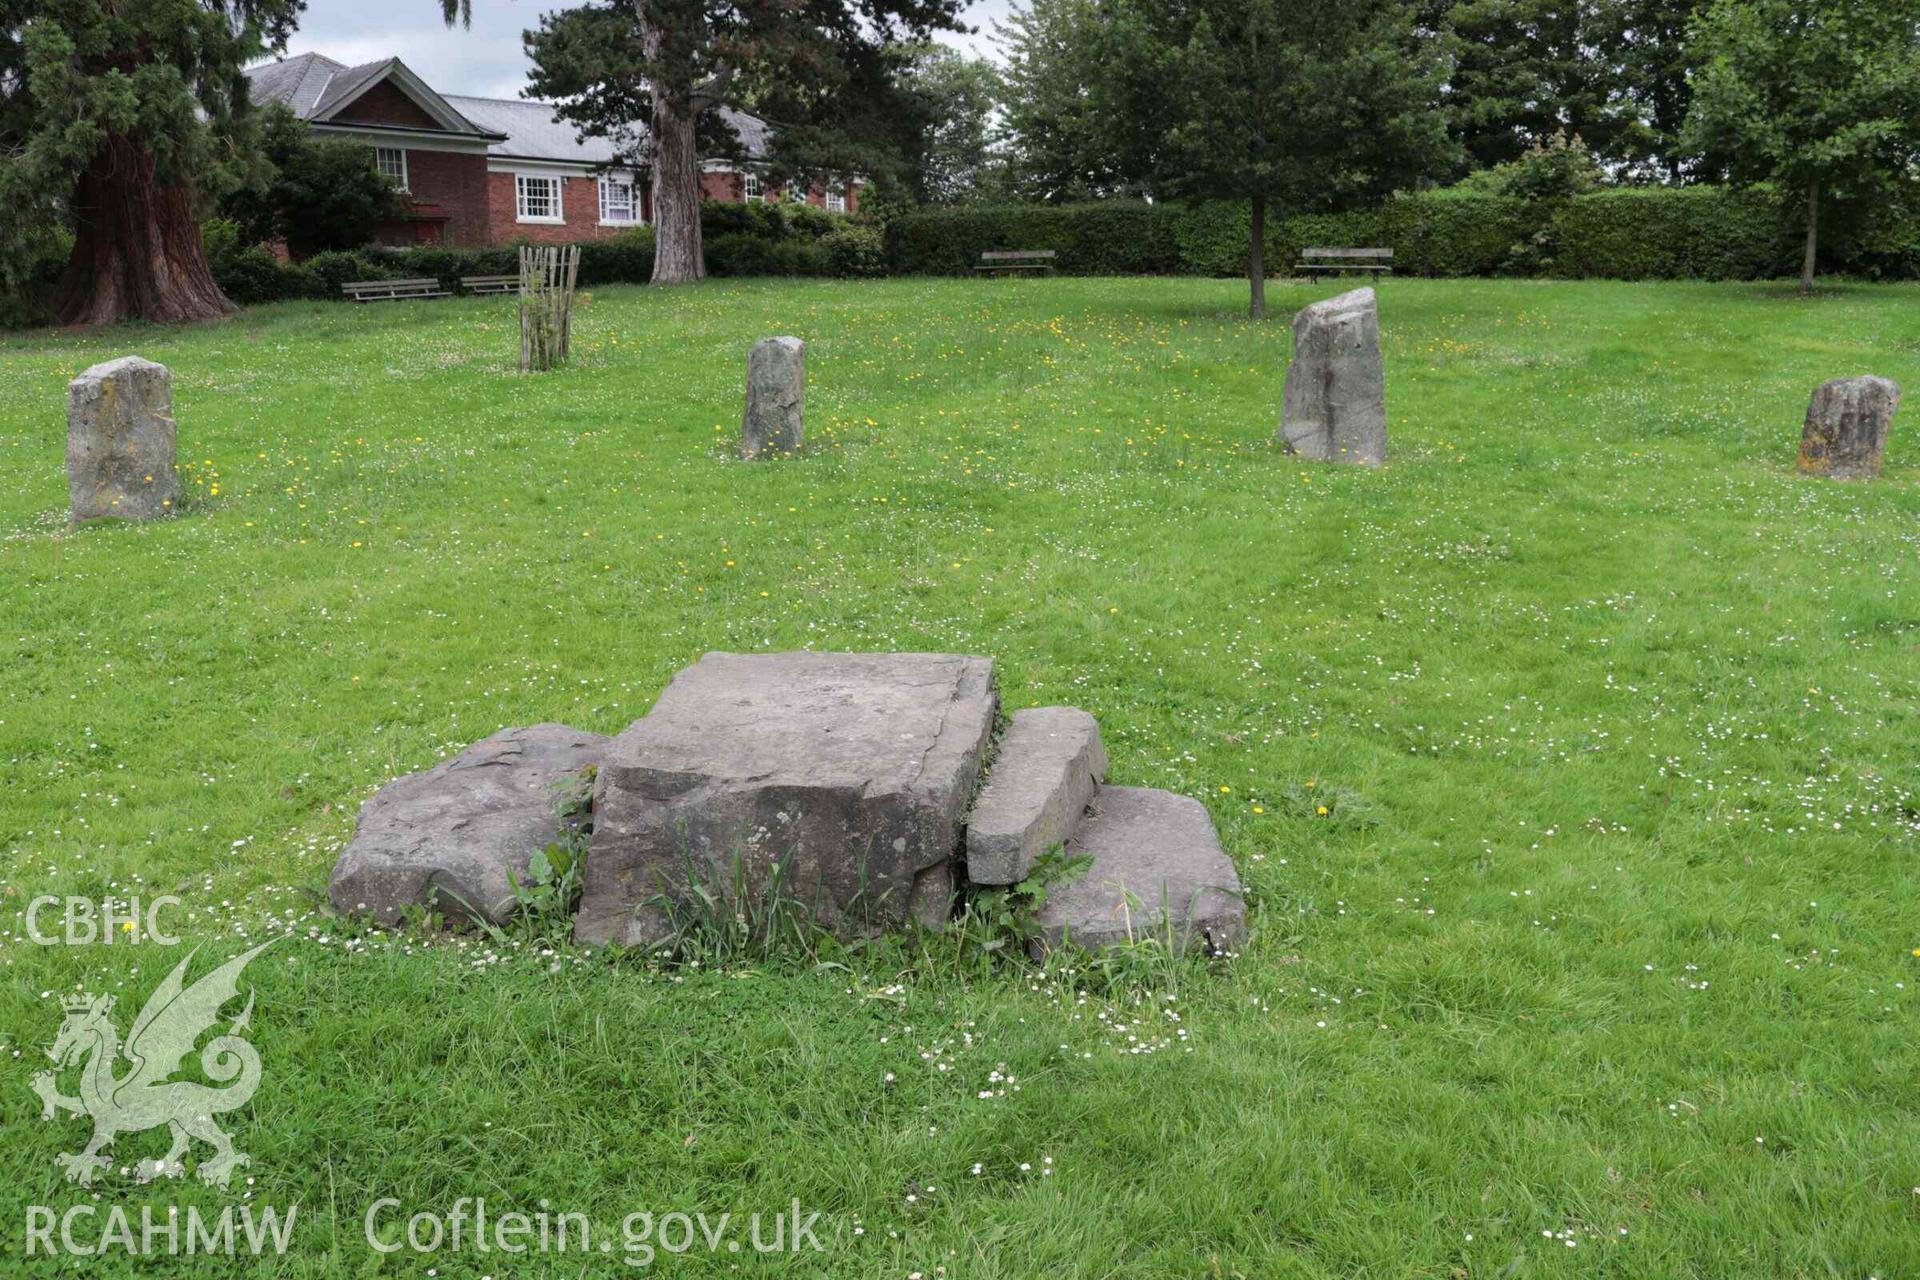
(484, 171, 645, 245)
(405, 149, 490, 246)
(333, 82, 440, 131)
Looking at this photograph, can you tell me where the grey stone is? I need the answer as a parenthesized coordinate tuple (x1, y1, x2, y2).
(67, 356, 181, 522)
(576, 651, 997, 946)
(1279, 288, 1386, 466)
(1798, 375, 1900, 480)
(1032, 787, 1245, 955)
(329, 724, 606, 926)
(740, 336, 805, 458)
(966, 706, 1107, 885)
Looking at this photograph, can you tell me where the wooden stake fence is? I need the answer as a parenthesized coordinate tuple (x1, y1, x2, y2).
(518, 244, 581, 373)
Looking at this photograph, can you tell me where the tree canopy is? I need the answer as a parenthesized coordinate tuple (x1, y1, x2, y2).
(454, 0, 964, 282)
(1085, 0, 1455, 317)
(1686, 0, 1920, 292)
(0, 0, 298, 323)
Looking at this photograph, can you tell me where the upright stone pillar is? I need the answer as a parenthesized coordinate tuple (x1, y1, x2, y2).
(1279, 288, 1386, 467)
(68, 356, 179, 521)
(740, 336, 805, 458)
(1798, 375, 1900, 480)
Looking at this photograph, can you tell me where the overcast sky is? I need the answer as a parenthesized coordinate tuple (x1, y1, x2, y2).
(283, 0, 1016, 100)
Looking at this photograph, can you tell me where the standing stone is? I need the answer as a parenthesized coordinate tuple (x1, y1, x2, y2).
(67, 356, 180, 522)
(740, 336, 805, 458)
(576, 652, 997, 947)
(328, 724, 608, 926)
(1798, 376, 1900, 480)
(966, 706, 1107, 885)
(1279, 287, 1386, 467)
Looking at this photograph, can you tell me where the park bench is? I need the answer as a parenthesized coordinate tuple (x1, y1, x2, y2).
(1296, 247, 1393, 277)
(339, 277, 451, 303)
(461, 274, 519, 296)
(975, 250, 1056, 276)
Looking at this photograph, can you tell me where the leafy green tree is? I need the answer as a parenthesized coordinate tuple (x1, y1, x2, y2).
(897, 43, 1005, 203)
(443, 0, 962, 284)
(222, 105, 404, 256)
(1436, 0, 1634, 170)
(0, 0, 297, 324)
(1105, 0, 1454, 319)
(995, 0, 1138, 199)
(1600, 0, 1711, 179)
(1686, 0, 1920, 294)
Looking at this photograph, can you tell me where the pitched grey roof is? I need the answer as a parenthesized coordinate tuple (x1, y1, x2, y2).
(442, 95, 625, 164)
(247, 53, 771, 167)
(309, 59, 397, 119)
(245, 52, 343, 119)
(444, 95, 771, 165)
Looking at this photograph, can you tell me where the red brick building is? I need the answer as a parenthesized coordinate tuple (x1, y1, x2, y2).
(244, 54, 860, 250)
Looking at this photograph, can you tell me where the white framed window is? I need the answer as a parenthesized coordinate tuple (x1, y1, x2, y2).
(375, 146, 408, 192)
(741, 170, 762, 202)
(516, 174, 564, 224)
(598, 175, 639, 225)
(826, 185, 846, 214)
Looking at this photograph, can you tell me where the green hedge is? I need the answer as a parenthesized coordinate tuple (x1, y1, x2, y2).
(887, 188, 1813, 281)
(886, 202, 1185, 276)
(203, 200, 873, 306)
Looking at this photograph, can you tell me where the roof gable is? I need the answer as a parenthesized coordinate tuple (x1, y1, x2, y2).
(247, 54, 502, 141)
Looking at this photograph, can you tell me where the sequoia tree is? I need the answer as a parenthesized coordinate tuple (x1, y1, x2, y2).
(444, 0, 962, 284)
(0, 0, 297, 325)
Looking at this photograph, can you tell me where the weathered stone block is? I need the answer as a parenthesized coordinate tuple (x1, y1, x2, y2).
(966, 706, 1106, 885)
(68, 356, 180, 522)
(576, 651, 997, 946)
(1279, 288, 1386, 466)
(740, 336, 805, 458)
(329, 724, 606, 926)
(1032, 787, 1245, 955)
(1798, 375, 1900, 480)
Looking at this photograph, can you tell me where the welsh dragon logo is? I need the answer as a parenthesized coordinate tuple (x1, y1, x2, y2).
(31, 939, 276, 1189)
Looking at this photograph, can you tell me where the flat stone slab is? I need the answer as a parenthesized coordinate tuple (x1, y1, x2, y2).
(1033, 786, 1245, 955)
(966, 706, 1106, 884)
(329, 724, 606, 925)
(1279, 287, 1386, 467)
(68, 355, 180, 522)
(576, 651, 997, 946)
(1798, 375, 1899, 480)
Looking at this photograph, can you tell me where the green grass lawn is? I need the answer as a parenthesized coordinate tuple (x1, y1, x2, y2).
(2, 275, 1919, 1277)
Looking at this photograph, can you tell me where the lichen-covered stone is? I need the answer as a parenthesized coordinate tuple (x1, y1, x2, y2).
(1032, 786, 1245, 955)
(576, 651, 997, 946)
(329, 724, 606, 925)
(966, 707, 1106, 885)
(1798, 375, 1900, 480)
(68, 356, 180, 522)
(740, 336, 805, 458)
(1279, 288, 1386, 467)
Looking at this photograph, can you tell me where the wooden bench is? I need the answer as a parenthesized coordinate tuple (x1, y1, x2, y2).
(339, 277, 451, 303)
(461, 274, 519, 296)
(1296, 247, 1393, 277)
(975, 250, 1056, 276)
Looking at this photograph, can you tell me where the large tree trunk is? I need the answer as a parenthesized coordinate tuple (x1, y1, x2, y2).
(1799, 178, 1819, 297)
(52, 134, 235, 327)
(1248, 193, 1267, 321)
(649, 90, 706, 285)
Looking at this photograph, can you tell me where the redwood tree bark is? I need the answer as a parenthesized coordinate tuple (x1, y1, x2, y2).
(52, 134, 236, 327)
(649, 89, 707, 285)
